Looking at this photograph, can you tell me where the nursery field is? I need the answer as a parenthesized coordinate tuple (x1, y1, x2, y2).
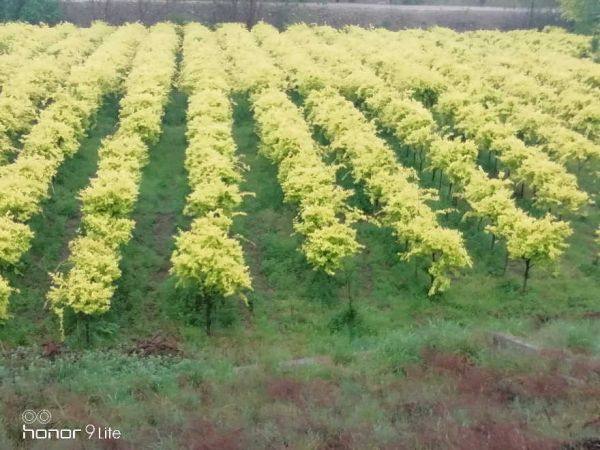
(0, 22, 599, 449)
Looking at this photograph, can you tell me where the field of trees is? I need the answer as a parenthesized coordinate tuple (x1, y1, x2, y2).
(0, 22, 598, 449)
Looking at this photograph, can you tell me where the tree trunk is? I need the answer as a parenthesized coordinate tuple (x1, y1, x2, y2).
(428, 253, 437, 293)
(103, 0, 112, 20)
(137, 0, 144, 22)
(205, 296, 214, 336)
(527, 0, 535, 27)
(85, 315, 91, 345)
(230, 0, 239, 21)
(490, 233, 496, 251)
(245, 0, 260, 29)
(522, 258, 531, 292)
(516, 182, 524, 199)
(346, 273, 353, 314)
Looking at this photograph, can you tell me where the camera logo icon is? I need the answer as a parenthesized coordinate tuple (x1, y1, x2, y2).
(21, 410, 51, 425)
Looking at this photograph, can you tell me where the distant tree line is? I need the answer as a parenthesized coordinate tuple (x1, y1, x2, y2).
(559, 0, 599, 33)
(0, 0, 596, 52)
(559, 0, 599, 61)
(1, 0, 63, 23)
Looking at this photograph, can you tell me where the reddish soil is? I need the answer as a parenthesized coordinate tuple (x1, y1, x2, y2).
(181, 419, 246, 450)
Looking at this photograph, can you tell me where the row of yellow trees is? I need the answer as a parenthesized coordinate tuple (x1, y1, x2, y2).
(48, 24, 178, 338)
(0, 24, 145, 320)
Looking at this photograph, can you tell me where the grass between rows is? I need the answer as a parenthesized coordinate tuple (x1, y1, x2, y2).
(0, 89, 598, 355)
(0, 89, 598, 448)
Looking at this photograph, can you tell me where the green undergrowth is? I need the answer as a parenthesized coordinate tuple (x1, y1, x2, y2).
(1, 318, 598, 448)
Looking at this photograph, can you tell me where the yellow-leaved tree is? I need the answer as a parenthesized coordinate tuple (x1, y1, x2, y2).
(47, 24, 178, 341)
(495, 214, 572, 292)
(0, 215, 34, 267)
(171, 215, 252, 335)
(168, 24, 253, 335)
